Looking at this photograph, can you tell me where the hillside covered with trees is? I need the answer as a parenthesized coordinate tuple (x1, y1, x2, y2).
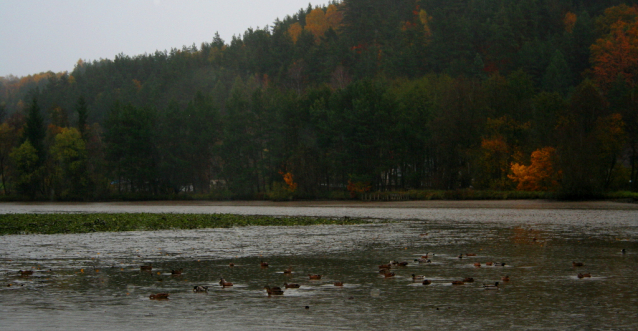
(1, 0, 638, 200)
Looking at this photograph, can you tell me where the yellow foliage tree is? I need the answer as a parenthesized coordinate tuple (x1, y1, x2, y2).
(508, 147, 560, 191)
(419, 9, 433, 38)
(51, 127, 89, 197)
(288, 22, 302, 44)
(305, 8, 329, 42)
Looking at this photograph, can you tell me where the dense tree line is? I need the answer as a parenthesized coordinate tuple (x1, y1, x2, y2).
(1, 0, 638, 200)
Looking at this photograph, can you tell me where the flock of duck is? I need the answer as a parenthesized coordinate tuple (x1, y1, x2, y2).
(139, 250, 594, 300)
(15, 248, 622, 300)
(376, 253, 506, 291)
(142, 260, 345, 299)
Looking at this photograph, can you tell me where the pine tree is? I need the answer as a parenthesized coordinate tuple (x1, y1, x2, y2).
(76, 96, 89, 140)
(542, 50, 571, 96)
(23, 96, 46, 164)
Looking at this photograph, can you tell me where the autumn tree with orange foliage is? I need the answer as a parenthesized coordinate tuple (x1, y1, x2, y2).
(595, 4, 638, 35)
(287, 22, 302, 44)
(590, 5, 638, 89)
(509, 147, 560, 191)
(279, 171, 298, 192)
(564, 12, 577, 33)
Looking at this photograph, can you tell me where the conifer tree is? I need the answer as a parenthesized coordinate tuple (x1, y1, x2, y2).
(542, 50, 571, 96)
(76, 96, 88, 140)
(23, 96, 45, 164)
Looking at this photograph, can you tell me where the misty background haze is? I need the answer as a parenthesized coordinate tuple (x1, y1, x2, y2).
(0, 0, 325, 77)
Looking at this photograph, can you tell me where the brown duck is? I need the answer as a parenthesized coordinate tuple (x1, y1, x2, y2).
(219, 278, 233, 287)
(264, 286, 284, 295)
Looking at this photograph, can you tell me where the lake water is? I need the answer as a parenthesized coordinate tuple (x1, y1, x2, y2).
(1, 201, 637, 330)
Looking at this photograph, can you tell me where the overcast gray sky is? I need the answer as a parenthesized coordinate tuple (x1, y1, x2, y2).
(0, 0, 325, 78)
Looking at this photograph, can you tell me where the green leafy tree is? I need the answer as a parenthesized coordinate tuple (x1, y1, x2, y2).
(530, 92, 564, 148)
(10, 140, 41, 198)
(0, 123, 18, 194)
(391, 75, 439, 188)
(50, 127, 89, 198)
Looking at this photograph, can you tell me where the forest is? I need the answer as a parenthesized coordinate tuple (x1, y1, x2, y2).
(1, 0, 638, 200)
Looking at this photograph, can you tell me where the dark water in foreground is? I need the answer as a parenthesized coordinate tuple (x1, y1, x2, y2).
(1, 202, 637, 330)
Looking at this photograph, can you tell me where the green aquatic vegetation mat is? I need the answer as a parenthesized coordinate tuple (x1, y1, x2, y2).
(0, 213, 367, 235)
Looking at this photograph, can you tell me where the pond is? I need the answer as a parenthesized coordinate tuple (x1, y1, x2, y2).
(1, 201, 637, 330)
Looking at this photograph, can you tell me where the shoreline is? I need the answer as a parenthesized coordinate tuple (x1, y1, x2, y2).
(2, 199, 638, 211)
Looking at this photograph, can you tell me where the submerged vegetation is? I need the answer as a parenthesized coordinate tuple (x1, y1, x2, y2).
(0, 213, 367, 235)
(2, 0, 638, 201)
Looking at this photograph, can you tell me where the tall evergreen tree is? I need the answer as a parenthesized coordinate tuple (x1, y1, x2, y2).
(0, 103, 6, 123)
(542, 50, 571, 96)
(23, 96, 46, 164)
(76, 95, 89, 140)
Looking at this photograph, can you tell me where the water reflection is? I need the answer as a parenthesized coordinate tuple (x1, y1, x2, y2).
(1, 206, 638, 330)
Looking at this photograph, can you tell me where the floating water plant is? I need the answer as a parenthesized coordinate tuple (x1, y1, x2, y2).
(0, 213, 367, 235)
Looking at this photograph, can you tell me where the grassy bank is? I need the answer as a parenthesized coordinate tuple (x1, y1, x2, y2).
(0, 213, 367, 236)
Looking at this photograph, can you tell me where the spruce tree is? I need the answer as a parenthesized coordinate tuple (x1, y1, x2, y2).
(76, 96, 88, 140)
(23, 96, 46, 164)
(542, 50, 571, 96)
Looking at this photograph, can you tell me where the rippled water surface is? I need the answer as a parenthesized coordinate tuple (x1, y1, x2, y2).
(1, 201, 638, 330)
